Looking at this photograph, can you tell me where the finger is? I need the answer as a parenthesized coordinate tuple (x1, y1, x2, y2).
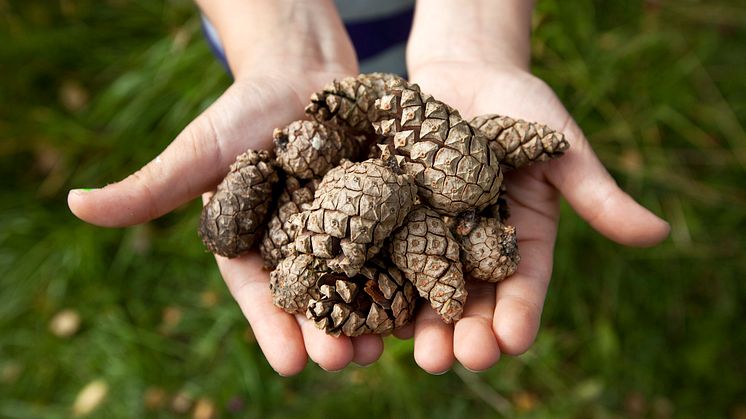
(68, 80, 305, 227)
(453, 281, 500, 371)
(295, 315, 354, 371)
(393, 322, 414, 340)
(213, 251, 308, 376)
(351, 334, 384, 366)
(548, 121, 670, 247)
(413, 305, 454, 374)
(492, 175, 558, 355)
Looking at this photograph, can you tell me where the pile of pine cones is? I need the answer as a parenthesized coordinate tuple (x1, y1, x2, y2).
(199, 73, 568, 337)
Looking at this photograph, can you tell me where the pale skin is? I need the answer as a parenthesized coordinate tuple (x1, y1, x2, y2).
(67, 0, 670, 375)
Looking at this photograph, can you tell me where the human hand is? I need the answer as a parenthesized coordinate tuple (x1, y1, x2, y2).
(405, 62, 670, 373)
(403, 1, 670, 374)
(68, 0, 384, 375)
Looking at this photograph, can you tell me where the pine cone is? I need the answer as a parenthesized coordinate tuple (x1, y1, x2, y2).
(259, 177, 319, 270)
(273, 120, 364, 180)
(372, 81, 503, 216)
(269, 252, 329, 314)
(306, 257, 417, 337)
(291, 158, 418, 276)
(453, 214, 520, 283)
(199, 150, 279, 258)
(470, 114, 569, 170)
(305, 73, 405, 135)
(388, 206, 466, 323)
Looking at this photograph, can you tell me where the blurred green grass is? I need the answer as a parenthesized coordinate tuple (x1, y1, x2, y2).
(1, 0, 745, 418)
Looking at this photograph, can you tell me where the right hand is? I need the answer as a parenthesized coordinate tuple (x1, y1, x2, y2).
(67, 0, 385, 376)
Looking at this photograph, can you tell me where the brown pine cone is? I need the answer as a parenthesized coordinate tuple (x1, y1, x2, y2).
(269, 252, 329, 314)
(470, 114, 569, 171)
(199, 150, 279, 258)
(453, 214, 520, 283)
(259, 177, 319, 270)
(388, 206, 466, 323)
(372, 81, 503, 216)
(273, 120, 364, 180)
(291, 158, 418, 277)
(305, 73, 405, 135)
(306, 257, 417, 337)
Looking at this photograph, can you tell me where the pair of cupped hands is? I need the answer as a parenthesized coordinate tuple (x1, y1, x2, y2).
(68, 10, 669, 376)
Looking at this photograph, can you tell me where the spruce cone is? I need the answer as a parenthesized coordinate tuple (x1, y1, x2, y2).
(372, 81, 503, 216)
(470, 114, 570, 170)
(305, 73, 405, 135)
(199, 150, 279, 258)
(269, 253, 329, 314)
(273, 120, 364, 179)
(291, 158, 418, 276)
(453, 214, 520, 283)
(260, 177, 319, 270)
(306, 257, 416, 337)
(388, 206, 466, 323)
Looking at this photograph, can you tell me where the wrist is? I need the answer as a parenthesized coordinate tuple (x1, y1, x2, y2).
(196, 0, 354, 79)
(407, 0, 534, 72)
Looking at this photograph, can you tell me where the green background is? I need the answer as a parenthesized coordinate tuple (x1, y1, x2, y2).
(1, 0, 744, 417)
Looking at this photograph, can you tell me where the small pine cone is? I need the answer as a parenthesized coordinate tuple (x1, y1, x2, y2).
(259, 177, 319, 270)
(306, 257, 417, 337)
(372, 82, 503, 216)
(291, 159, 418, 276)
(470, 114, 570, 170)
(269, 253, 329, 314)
(199, 150, 279, 258)
(273, 120, 364, 179)
(388, 206, 466, 323)
(305, 73, 405, 135)
(453, 215, 520, 282)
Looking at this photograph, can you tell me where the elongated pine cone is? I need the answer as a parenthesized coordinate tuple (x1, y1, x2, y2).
(305, 73, 405, 135)
(389, 206, 466, 323)
(306, 257, 417, 337)
(273, 120, 364, 179)
(372, 81, 503, 216)
(269, 253, 329, 313)
(260, 177, 318, 270)
(470, 114, 569, 170)
(454, 215, 520, 282)
(291, 158, 418, 276)
(199, 150, 279, 258)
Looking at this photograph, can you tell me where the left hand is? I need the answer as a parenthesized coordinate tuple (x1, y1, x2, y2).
(400, 61, 670, 373)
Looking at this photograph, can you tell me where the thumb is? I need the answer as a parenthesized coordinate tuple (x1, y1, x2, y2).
(68, 80, 303, 227)
(548, 120, 670, 247)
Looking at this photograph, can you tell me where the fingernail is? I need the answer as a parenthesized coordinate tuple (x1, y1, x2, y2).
(354, 361, 374, 368)
(431, 369, 450, 376)
(318, 364, 343, 373)
(71, 188, 97, 194)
